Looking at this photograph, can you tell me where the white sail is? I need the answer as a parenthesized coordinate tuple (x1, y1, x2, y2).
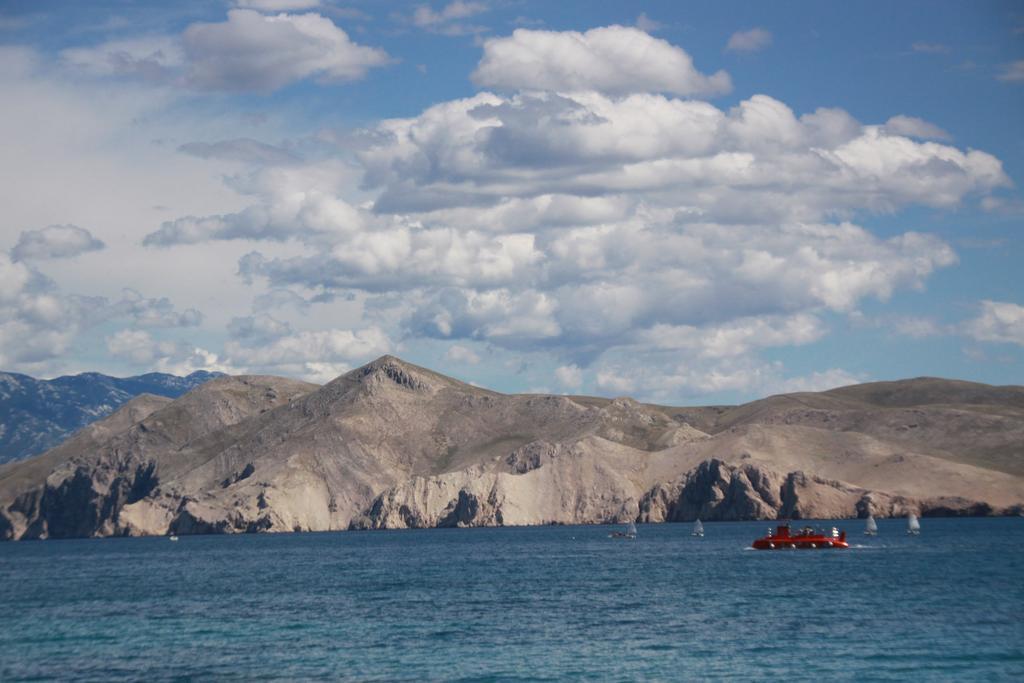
(865, 515, 877, 534)
(627, 521, 637, 537)
(907, 513, 920, 533)
(693, 519, 704, 536)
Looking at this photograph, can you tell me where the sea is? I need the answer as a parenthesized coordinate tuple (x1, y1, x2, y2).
(1, 517, 1022, 681)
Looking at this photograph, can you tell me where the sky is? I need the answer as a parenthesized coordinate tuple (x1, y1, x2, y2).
(0, 0, 1022, 405)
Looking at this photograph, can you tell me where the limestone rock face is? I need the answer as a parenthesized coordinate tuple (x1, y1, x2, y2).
(1, 357, 1022, 540)
(639, 460, 782, 522)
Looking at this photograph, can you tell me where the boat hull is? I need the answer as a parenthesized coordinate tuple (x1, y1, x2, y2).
(751, 524, 849, 550)
(752, 538, 849, 550)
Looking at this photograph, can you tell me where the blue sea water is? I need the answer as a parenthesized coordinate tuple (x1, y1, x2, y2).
(1, 518, 1023, 681)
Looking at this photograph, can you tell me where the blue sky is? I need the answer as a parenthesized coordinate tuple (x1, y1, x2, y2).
(0, 0, 1022, 404)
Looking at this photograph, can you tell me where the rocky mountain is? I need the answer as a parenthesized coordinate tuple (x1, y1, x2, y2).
(0, 370, 222, 464)
(0, 356, 1021, 540)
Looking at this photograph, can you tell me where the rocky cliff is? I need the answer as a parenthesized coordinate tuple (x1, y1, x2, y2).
(0, 356, 1021, 540)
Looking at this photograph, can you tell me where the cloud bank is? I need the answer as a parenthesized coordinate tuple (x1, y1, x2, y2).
(472, 26, 732, 96)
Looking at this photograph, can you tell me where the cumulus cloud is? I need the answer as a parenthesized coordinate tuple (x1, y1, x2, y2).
(726, 27, 772, 53)
(357, 91, 1006, 217)
(223, 326, 392, 378)
(156, 83, 1002, 369)
(472, 26, 731, 96)
(62, 10, 391, 93)
(11, 224, 105, 261)
(883, 115, 951, 141)
(554, 364, 582, 389)
(144, 162, 364, 246)
(0, 250, 206, 373)
(109, 23, 1013, 398)
(965, 300, 1024, 345)
(0, 254, 74, 368)
(182, 10, 391, 92)
(635, 314, 826, 358)
(106, 328, 228, 374)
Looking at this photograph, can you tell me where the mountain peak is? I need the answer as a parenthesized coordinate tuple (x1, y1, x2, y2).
(355, 355, 436, 392)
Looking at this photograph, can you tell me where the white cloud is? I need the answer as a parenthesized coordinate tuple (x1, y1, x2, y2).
(406, 288, 560, 343)
(636, 314, 826, 358)
(61, 10, 391, 93)
(61, 35, 184, 81)
(596, 370, 635, 395)
(106, 328, 179, 365)
(105, 328, 229, 374)
(0, 250, 204, 373)
(182, 10, 391, 92)
(965, 300, 1024, 346)
(445, 344, 481, 365)
(997, 60, 1024, 83)
(883, 115, 951, 141)
(141, 74, 1006, 388)
(357, 91, 1007, 217)
(144, 161, 364, 246)
(0, 254, 75, 369)
(412, 2, 489, 35)
(472, 26, 732, 97)
(726, 27, 772, 53)
(223, 327, 392, 379)
(593, 355, 863, 401)
(6, 19, 1014, 399)
(11, 224, 105, 261)
(554, 363, 583, 389)
(634, 13, 663, 33)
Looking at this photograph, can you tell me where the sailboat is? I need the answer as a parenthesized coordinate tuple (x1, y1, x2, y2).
(610, 521, 637, 539)
(864, 514, 878, 536)
(907, 513, 921, 535)
(692, 519, 704, 537)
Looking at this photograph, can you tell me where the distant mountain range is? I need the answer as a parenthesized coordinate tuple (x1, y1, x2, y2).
(0, 370, 222, 464)
(1, 356, 1021, 541)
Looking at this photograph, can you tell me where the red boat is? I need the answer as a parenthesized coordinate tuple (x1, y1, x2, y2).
(752, 524, 848, 550)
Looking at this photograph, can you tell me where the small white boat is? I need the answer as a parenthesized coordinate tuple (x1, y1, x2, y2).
(692, 519, 704, 537)
(864, 514, 878, 536)
(906, 513, 920, 535)
(169, 535, 179, 542)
